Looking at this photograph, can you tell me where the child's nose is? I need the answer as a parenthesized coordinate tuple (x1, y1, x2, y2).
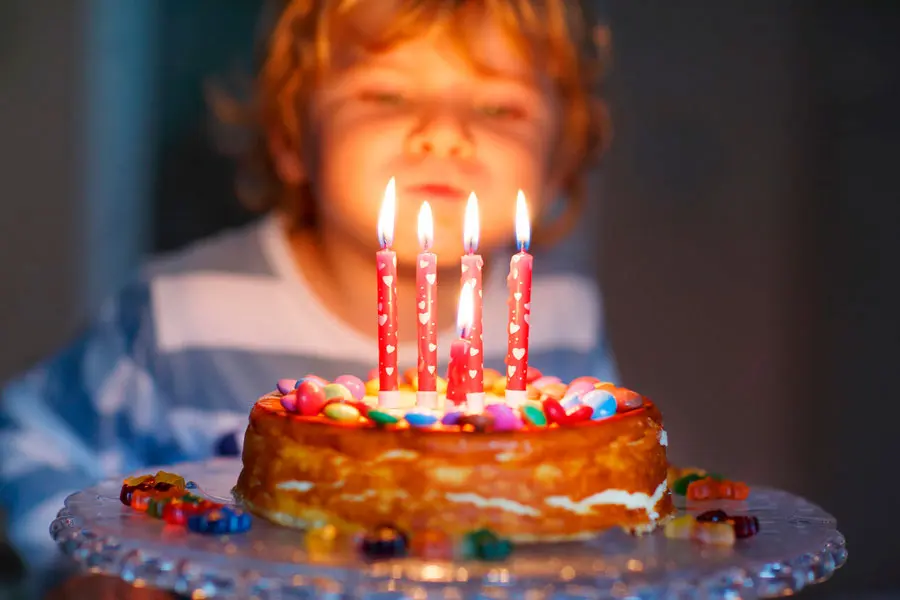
(405, 114, 475, 160)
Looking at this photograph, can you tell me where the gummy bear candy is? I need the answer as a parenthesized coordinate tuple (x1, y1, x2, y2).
(692, 522, 736, 546)
(360, 524, 408, 560)
(663, 515, 697, 540)
(462, 529, 513, 561)
(153, 471, 186, 490)
(187, 507, 252, 535)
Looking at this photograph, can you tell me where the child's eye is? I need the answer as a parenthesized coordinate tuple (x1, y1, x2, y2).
(360, 91, 405, 105)
(479, 104, 526, 119)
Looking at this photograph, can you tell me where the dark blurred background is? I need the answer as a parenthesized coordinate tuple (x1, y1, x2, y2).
(1, 1, 898, 598)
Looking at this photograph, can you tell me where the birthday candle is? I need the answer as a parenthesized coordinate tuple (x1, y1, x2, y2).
(505, 191, 533, 406)
(416, 201, 438, 408)
(446, 280, 475, 406)
(461, 192, 484, 393)
(376, 178, 400, 408)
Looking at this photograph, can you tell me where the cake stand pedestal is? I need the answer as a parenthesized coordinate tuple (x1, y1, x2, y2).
(50, 458, 846, 599)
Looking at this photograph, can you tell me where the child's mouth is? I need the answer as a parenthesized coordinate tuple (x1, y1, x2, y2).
(405, 183, 467, 202)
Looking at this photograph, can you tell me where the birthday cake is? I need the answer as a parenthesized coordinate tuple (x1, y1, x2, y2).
(234, 370, 673, 542)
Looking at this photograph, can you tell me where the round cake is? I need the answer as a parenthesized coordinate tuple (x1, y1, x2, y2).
(235, 377, 673, 542)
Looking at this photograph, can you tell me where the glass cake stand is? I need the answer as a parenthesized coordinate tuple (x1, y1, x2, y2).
(50, 458, 846, 599)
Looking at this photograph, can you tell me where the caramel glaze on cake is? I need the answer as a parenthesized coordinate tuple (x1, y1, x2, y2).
(235, 396, 673, 542)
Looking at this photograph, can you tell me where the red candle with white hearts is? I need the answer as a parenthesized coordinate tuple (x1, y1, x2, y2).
(505, 191, 533, 406)
(416, 201, 438, 409)
(376, 178, 400, 408)
(446, 280, 476, 407)
(460, 192, 484, 394)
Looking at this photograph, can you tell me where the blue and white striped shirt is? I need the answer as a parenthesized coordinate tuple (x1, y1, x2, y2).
(0, 214, 617, 564)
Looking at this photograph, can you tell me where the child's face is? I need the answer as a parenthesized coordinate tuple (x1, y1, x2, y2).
(304, 16, 563, 264)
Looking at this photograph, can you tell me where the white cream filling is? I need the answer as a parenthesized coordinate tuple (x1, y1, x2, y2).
(445, 493, 542, 517)
(545, 480, 669, 520)
(375, 449, 420, 461)
(659, 430, 668, 446)
(276, 480, 315, 492)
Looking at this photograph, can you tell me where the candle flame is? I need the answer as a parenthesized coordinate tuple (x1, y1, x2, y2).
(463, 192, 479, 254)
(457, 279, 475, 339)
(377, 177, 397, 248)
(417, 201, 434, 251)
(516, 190, 531, 252)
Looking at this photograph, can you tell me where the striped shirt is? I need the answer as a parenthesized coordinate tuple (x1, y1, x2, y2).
(0, 214, 617, 564)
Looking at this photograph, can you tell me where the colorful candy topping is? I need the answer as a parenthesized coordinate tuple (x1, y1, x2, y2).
(664, 509, 759, 545)
(119, 471, 250, 535)
(268, 373, 648, 433)
(360, 524, 409, 560)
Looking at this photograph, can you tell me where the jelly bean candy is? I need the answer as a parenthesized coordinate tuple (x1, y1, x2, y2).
(344, 399, 370, 417)
(542, 399, 566, 424)
(367, 367, 379, 382)
(569, 376, 600, 388)
(187, 507, 252, 535)
(482, 368, 502, 391)
(280, 390, 299, 412)
(306, 524, 339, 557)
(557, 405, 593, 425)
(559, 393, 583, 411)
(686, 478, 718, 501)
(693, 522, 736, 546)
(696, 509, 729, 523)
(154, 471, 186, 489)
(612, 387, 644, 411)
(404, 411, 438, 428)
(672, 473, 704, 496)
(277, 379, 297, 394)
(458, 413, 494, 432)
(491, 377, 507, 395)
(729, 515, 760, 539)
(411, 529, 454, 560)
(436, 376, 448, 394)
(540, 382, 568, 401)
(484, 404, 523, 431)
(301, 374, 329, 388)
(525, 366, 543, 383)
(324, 402, 361, 422)
(296, 380, 328, 417)
(402, 367, 418, 385)
(368, 409, 399, 426)
(441, 411, 464, 426)
(521, 404, 547, 427)
(565, 379, 596, 398)
(364, 378, 380, 396)
(581, 389, 617, 421)
(664, 515, 697, 540)
(531, 376, 562, 391)
(324, 383, 353, 402)
(334, 375, 366, 400)
(463, 529, 513, 561)
(525, 384, 542, 400)
(360, 524, 408, 560)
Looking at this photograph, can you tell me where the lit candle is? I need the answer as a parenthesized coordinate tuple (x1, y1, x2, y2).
(505, 191, 534, 406)
(447, 280, 483, 411)
(376, 178, 400, 408)
(461, 192, 484, 394)
(416, 201, 438, 409)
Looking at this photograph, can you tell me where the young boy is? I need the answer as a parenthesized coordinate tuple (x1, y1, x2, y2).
(0, 0, 616, 571)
